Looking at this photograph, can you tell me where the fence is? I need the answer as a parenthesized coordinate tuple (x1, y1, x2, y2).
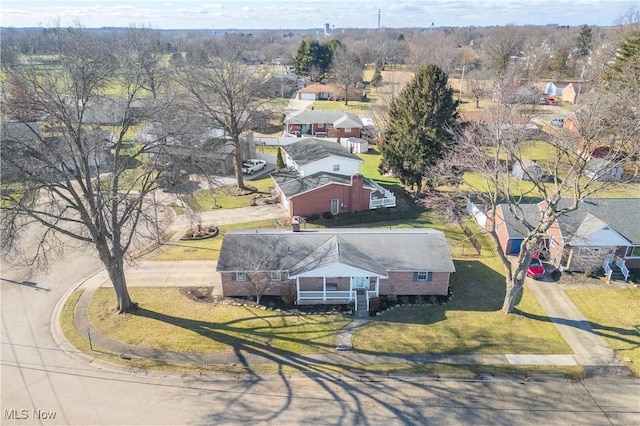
(460, 221, 482, 255)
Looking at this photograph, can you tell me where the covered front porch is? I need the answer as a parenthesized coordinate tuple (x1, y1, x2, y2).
(295, 275, 381, 311)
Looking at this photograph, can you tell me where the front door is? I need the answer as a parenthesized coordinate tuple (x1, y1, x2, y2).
(352, 276, 370, 289)
(330, 199, 339, 215)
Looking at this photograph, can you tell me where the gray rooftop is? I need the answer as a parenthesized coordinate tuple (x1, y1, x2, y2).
(283, 137, 363, 166)
(217, 228, 456, 275)
(498, 204, 543, 238)
(271, 170, 374, 198)
(556, 198, 640, 244)
(284, 110, 363, 128)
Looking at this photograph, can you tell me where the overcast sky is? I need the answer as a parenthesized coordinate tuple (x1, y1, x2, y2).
(1, 0, 638, 29)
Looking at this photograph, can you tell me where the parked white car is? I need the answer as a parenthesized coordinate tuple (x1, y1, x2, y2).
(241, 159, 267, 174)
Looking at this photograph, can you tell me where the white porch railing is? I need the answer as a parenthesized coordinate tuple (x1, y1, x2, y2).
(615, 256, 630, 282)
(298, 290, 353, 301)
(369, 181, 396, 209)
(604, 263, 613, 281)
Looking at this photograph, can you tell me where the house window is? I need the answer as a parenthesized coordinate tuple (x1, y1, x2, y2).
(270, 271, 282, 282)
(234, 272, 247, 281)
(344, 127, 351, 132)
(326, 283, 338, 291)
(415, 271, 433, 281)
(626, 246, 640, 258)
(327, 124, 333, 129)
(333, 164, 340, 172)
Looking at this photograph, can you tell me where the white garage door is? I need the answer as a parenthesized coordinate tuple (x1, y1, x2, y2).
(300, 93, 316, 101)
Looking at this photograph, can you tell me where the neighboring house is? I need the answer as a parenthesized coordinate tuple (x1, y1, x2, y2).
(493, 204, 543, 256)
(493, 84, 539, 104)
(284, 110, 363, 138)
(271, 138, 395, 217)
(140, 125, 253, 175)
(512, 159, 543, 181)
(296, 83, 332, 101)
(544, 82, 564, 97)
(216, 228, 456, 312)
(584, 158, 624, 182)
(295, 83, 361, 102)
(544, 81, 586, 104)
(492, 198, 640, 280)
(262, 72, 300, 98)
(1, 121, 113, 178)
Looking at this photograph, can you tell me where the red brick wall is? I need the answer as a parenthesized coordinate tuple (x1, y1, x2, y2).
(221, 272, 451, 297)
(380, 271, 450, 296)
(290, 181, 371, 217)
(546, 221, 565, 267)
(220, 273, 293, 297)
(494, 205, 511, 255)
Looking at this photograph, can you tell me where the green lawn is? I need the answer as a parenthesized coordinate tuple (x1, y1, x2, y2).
(90, 287, 349, 355)
(149, 219, 279, 261)
(357, 146, 400, 185)
(183, 177, 275, 211)
(307, 100, 373, 113)
(353, 255, 571, 355)
(565, 287, 640, 376)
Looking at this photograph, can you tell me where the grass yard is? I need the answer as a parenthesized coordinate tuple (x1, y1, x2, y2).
(564, 287, 640, 376)
(90, 287, 349, 355)
(353, 254, 571, 355)
(357, 146, 399, 185)
(183, 177, 275, 211)
(149, 219, 278, 261)
(308, 99, 373, 113)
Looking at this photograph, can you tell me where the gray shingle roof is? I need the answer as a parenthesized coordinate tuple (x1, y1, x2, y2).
(282, 137, 362, 166)
(217, 228, 456, 275)
(556, 198, 640, 244)
(271, 170, 373, 198)
(497, 204, 543, 239)
(284, 110, 363, 128)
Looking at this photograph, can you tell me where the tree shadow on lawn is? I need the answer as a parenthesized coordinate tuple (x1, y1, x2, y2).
(514, 309, 640, 347)
(128, 305, 450, 364)
(450, 260, 506, 312)
(126, 307, 446, 425)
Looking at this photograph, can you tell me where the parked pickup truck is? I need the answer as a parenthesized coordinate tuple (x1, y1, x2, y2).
(241, 159, 267, 174)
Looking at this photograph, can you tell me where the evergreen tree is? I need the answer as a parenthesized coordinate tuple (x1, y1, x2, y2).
(605, 30, 640, 91)
(275, 146, 285, 172)
(576, 24, 592, 56)
(294, 39, 338, 76)
(370, 67, 383, 87)
(378, 64, 458, 195)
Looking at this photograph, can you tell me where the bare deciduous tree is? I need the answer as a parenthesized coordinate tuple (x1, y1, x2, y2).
(447, 83, 639, 313)
(329, 45, 363, 105)
(1, 25, 185, 313)
(178, 44, 272, 190)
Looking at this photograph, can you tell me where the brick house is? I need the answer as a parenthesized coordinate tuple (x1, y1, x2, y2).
(492, 199, 640, 280)
(216, 228, 456, 312)
(284, 110, 363, 138)
(271, 138, 395, 217)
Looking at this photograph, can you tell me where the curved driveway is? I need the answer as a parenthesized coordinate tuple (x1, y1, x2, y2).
(2, 203, 639, 425)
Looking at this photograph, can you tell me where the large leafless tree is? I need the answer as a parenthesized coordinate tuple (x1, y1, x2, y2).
(178, 44, 272, 190)
(329, 45, 363, 105)
(1, 24, 185, 313)
(447, 82, 639, 313)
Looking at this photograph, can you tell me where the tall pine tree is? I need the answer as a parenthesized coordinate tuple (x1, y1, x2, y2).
(379, 64, 458, 195)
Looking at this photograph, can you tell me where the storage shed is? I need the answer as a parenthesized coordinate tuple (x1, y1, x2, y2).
(512, 159, 543, 182)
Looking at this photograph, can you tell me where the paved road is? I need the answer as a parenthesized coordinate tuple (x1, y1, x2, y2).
(2, 205, 640, 425)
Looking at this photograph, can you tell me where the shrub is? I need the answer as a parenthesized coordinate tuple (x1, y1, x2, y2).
(322, 211, 333, 219)
(280, 282, 297, 305)
(368, 297, 381, 313)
